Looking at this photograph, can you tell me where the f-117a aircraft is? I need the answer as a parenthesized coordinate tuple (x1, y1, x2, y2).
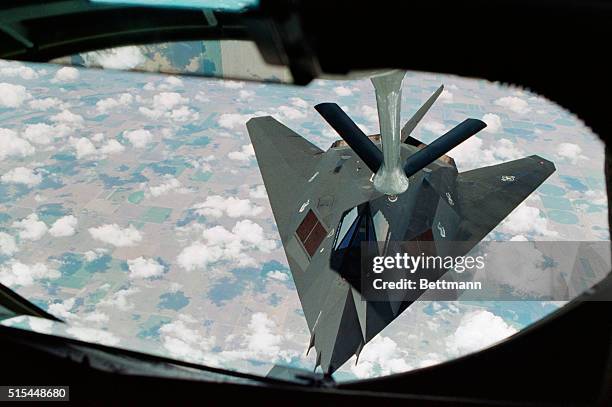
(247, 71, 555, 375)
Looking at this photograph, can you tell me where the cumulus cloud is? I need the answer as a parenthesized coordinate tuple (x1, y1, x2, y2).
(139, 92, 198, 122)
(82, 46, 145, 70)
(143, 76, 183, 91)
(238, 89, 255, 101)
(49, 215, 78, 237)
(88, 223, 143, 247)
(222, 81, 244, 89)
(83, 248, 108, 262)
(267, 270, 289, 282)
(193, 195, 263, 218)
(177, 220, 275, 271)
(360, 105, 378, 124)
(218, 111, 267, 130)
(482, 113, 502, 133)
(158, 314, 218, 365)
(228, 144, 255, 162)
(123, 129, 154, 148)
(333, 86, 354, 97)
(99, 287, 140, 311)
(71, 137, 97, 159)
(146, 176, 189, 197)
(446, 310, 517, 355)
(0, 232, 18, 256)
(439, 89, 454, 102)
(499, 203, 558, 237)
(422, 120, 448, 134)
(0, 83, 30, 108)
(249, 185, 267, 199)
(12, 214, 48, 241)
(127, 257, 165, 279)
(23, 123, 63, 145)
(0, 128, 34, 159)
(28, 97, 64, 111)
(449, 136, 522, 171)
(1, 167, 42, 187)
(494, 96, 530, 114)
(65, 326, 120, 346)
(99, 139, 125, 155)
(96, 93, 133, 113)
(0, 61, 40, 80)
(351, 336, 411, 379)
(0, 260, 59, 287)
(53, 66, 79, 82)
(50, 109, 84, 128)
(556, 142, 587, 164)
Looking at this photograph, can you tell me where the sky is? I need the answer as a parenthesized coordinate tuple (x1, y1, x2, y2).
(0, 49, 608, 380)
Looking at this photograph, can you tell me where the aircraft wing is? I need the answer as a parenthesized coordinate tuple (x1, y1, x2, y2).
(455, 155, 556, 241)
(246, 116, 324, 240)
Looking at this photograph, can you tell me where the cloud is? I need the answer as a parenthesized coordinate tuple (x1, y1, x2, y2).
(139, 92, 198, 122)
(127, 257, 165, 279)
(446, 310, 517, 355)
(23, 123, 62, 145)
(351, 336, 411, 379)
(65, 326, 120, 346)
(177, 220, 275, 271)
(0, 260, 59, 287)
(158, 314, 218, 365)
(494, 96, 530, 114)
(193, 195, 263, 218)
(99, 287, 140, 311)
(360, 105, 378, 123)
(99, 139, 125, 155)
(439, 89, 454, 102)
(267, 270, 289, 282)
(218, 113, 259, 130)
(82, 46, 145, 70)
(96, 93, 133, 113)
(290, 97, 309, 109)
(222, 81, 244, 89)
(0, 128, 35, 159)
(249, 185, 267, 199)
(0, 232, 18, 256)
(422, 120, 448, 134)
(28, 97, 65, 110)
(53, 66, 80, 82)
(72, 137, 97, 159)
(275, 105, 307, 120)
(499, 203, 558, 237)
(228, 144, 255, 162)
(1, 167, 42, 187)
(49, 215, 78, 237)
(556, 142, 587, 164)
(147, 176, 189, 197)
(0, 83, 30, 108)
(0, 61, 40, 80)
(12, 214, 48, 241)
(123, 129, 154, 148)
(333, 86, 353, 97)
(220, 313, 298, 364)
(482, 113, 502, 133)
(143, 76, 183, 91)
(88, 223, 143, 247)
(83, 248, 108, 262)
(449, 136, 522, 171)
(50, 110, 84, 128)
(238, 90, 255, 101)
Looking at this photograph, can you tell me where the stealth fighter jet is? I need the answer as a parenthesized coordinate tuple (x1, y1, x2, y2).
(247, 73, 555, 375)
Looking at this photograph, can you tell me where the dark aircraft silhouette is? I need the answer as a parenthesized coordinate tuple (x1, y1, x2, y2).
(247, 83, 555, 374)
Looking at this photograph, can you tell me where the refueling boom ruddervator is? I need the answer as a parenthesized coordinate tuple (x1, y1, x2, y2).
(247, 72, 555, 375)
